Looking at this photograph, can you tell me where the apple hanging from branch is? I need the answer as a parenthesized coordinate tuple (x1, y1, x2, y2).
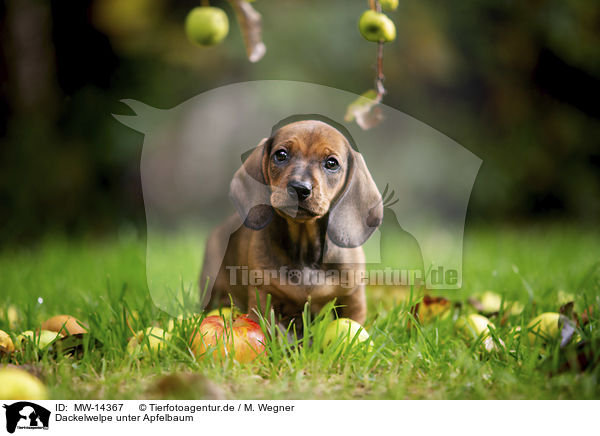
(185, 0, 266, 62)
(185, 6, 230, 46)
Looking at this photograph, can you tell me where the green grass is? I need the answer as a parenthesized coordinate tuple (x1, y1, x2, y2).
(1, 225, 599, 399)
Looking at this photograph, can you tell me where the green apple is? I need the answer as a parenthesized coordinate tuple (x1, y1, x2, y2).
(17, 330, 61, 349)
(127, 327, 170, 355)
(479, 291, 502, 313)
(0, 367, 48, 400)
(322, 318, 372, 352)
(380, 0, 399, 12)
(1, 305, 19, 328)
(456, 314, 504, 352)
(358, 10, 396, 43)
(185, 6, 229, 47)
(456, 314, 495, 339)
(527, 312, 561, 344)
(507, 301, 524, 316)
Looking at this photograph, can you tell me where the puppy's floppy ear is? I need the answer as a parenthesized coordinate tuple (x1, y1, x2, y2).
(229, 137, 274, 230)
(327, 149, 383, 247)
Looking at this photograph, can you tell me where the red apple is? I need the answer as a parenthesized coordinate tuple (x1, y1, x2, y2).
(190, 315, 265, 363)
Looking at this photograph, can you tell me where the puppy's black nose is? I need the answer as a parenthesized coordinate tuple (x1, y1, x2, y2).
(287, 180, 312, 201)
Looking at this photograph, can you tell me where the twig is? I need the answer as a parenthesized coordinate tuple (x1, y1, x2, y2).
(375, 41, 385, 101)
(367, 0, 386, 102)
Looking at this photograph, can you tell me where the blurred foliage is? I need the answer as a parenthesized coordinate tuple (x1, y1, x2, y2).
(0, 0, 599, 244)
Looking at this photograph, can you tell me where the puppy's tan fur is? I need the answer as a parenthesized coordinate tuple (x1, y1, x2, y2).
(200, 120, 382, 326)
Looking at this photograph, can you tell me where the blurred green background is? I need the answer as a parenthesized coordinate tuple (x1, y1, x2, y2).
(1, 0, 599, 244)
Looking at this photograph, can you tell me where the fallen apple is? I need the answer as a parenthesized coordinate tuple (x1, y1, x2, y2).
(17, 330, 61, 349)
(1, 305, 19, 328)
(127, 327, 170, 355)
(42, 315, 87, 336)
(185, 6, 229, 46)
(0, 367, 48, 400)
(557, 290, 575, 306)
(190, 315, 265, 363)
(507, 301, 524, 316)
(358, 10, 396, 43)
(166, 313, 205, 333)
(456, 314, 504, 352)
(0, 330, 14, 353)
(479, 291, 502, 313)
(206, 306, 241, 320)
(322, 318, 373, 352)
(527, 312, 561, 344)
(456, 314, 495, 339)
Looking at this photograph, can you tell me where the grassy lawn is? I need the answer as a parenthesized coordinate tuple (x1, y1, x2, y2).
(1, 225, 599, 399)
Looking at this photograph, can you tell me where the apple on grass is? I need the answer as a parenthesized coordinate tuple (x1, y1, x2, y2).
(206, 306, 241, 320)
(456, 314, 495, 338)
(17, 330, 61, 350)
(455, 313, 504, 352)
(0, 330, 14, 353)
(0, 305, 19, 328)
(0, 367, 47, 400)
(527, 312, 561, 345)
(190, 315, 265, 364)
(322, 318, 373, 352)
(127, 327, 170, 356)
(185, 6, 229, 47)
(358, 10, 396, 43)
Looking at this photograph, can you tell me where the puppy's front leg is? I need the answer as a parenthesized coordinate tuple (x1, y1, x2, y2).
(337, 286, 367, 325)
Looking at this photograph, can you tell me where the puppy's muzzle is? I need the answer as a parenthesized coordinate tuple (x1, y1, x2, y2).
(287, 180, 312, 201)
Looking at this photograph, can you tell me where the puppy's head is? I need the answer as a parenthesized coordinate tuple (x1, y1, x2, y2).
(230, 119, 383, 247)
(267, 120, 347, 221)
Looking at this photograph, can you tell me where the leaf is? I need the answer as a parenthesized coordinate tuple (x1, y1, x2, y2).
(559, 315, 577, 348)
(558, 301, 574, 318)
(344, 89, 384, 130)
(558, 339, 600, 373)
(411, 294, 451, 324)
(228, 0, 266, 63)
(580, 305, 593, 325)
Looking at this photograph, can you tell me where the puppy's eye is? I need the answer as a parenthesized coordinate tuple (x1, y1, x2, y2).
(274, 149, 288, 162)
(324, 157, 340, 171)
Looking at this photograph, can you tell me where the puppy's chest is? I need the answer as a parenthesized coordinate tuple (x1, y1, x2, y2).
(276, 267, 353, 300)
(245, 259, 357, 303)
(248, 230, 359, 301)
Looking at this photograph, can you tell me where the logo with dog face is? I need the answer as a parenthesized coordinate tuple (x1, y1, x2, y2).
(2, 402, 50, 433)
(114, 80, 481, 317)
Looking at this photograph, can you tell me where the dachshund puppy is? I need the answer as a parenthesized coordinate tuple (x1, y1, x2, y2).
(200, 119, 382, 327)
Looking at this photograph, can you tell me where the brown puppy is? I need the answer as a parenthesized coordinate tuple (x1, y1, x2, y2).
(200, 119, 382, 327)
